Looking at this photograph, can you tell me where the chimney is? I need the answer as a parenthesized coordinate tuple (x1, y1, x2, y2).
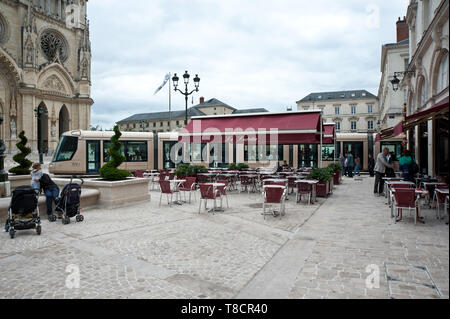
(396, 16, 408, 43)
(199, 97, 205, 104)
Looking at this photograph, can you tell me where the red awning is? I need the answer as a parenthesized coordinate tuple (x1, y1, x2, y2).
(403, 96, 449, 131)
(323, 124, 335, 144)
(393, 121, 403, 136)
(179, 112, 324, 144)
(375, 133, 381, 143)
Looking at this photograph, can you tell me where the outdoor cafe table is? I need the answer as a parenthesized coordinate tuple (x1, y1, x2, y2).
(202, 183, 226, 212)
(169, 179, 186, 205)
(421, 182, 447, 204)
(295, 180, 319, 204)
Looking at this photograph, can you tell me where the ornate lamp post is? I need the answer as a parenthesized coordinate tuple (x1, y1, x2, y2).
(0, 116, 8, 183)
(172, 71, 200, 125)
(34, 106, 48, 164)
(390, 71, 415, 91)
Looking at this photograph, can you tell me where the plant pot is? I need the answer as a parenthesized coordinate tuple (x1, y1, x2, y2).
(333, 171, 341, 185)
(316, 182, 329, 197)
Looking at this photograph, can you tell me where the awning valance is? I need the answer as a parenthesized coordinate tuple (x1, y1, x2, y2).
(323, 124, 335, 144)
(403, 97, 449, 131)
(178, 112, 328, 144)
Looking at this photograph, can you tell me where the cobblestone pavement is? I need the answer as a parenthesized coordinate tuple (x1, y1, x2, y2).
(0, 177, 448, 299)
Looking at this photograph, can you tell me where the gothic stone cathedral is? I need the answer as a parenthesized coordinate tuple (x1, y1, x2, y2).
(0, 0, 92, 154)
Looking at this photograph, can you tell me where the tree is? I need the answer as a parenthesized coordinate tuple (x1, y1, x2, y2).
(99, 125, 130, 180)
(9, 131, 33, 175)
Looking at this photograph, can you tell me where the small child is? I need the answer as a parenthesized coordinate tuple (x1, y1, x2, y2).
(31, 163, 43, 194)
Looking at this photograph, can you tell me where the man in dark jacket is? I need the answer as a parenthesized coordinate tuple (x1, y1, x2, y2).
(40, 173, 60, 218)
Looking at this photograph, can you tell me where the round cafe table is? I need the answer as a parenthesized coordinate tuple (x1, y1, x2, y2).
(201, 183, 226, 212)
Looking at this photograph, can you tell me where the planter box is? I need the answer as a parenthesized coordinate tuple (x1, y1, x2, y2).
(333, 171, 341, 185)
(7, 174, 31, 191)
(53, 177, 150, 208)
(316, 182, 329, 197)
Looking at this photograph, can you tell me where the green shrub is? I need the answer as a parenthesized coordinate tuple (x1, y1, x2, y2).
(175, 164, 207, 177)
(99, 125, 130, 181)
(327, 162, 343, 172)
(227, 163, 238, 170)
(237, 163, 249, 170)
(9, 131, 32, 175)
(307, 167, 333, 183)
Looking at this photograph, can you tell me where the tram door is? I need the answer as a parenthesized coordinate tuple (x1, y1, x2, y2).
(86, 140, 101, 174)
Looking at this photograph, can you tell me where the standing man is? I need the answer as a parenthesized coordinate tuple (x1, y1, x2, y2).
(373, 147, 394, 196)
(346, 151, 354, 178)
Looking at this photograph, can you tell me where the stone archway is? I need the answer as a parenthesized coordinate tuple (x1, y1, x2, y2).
(59, 104, 70, 137)
(37, 102, 49, 155)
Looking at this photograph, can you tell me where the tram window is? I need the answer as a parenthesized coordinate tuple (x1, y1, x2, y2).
(125, 141, 148, 162)
(53, 136, 78, 162)
(103, 141, 125, 162)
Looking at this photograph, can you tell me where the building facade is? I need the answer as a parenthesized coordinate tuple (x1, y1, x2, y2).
(117, 97, 268, 133)
(376, 17, 410, 160)
(296, 90, 379, 170)
(0, 0, 93, 155)
(402, 0, 448, 176)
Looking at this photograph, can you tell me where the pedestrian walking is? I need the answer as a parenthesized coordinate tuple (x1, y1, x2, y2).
(373, 148, 394, 196)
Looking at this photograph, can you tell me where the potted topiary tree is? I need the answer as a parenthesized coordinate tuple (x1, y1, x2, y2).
(307, 167, 333, 197)
(99, 125, 130, 181)
(9, 131, 32, 175)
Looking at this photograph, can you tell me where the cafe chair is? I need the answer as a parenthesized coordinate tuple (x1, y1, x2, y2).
(179, 177, 197, 203)
(262, 187, 286, 220)
(392, 188, 420, 225)
(158, 180, 178, 207)
(198, 184, 222, 214)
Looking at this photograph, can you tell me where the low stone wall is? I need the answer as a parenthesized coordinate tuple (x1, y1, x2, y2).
(0, 188, 100, 222)
(68, 177, 151, 208)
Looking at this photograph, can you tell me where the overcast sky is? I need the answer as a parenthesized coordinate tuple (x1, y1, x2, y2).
(88, 0, 410, 129)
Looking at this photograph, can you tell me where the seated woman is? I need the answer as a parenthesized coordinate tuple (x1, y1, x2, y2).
(30, 163, 43, 194)
(39, 173, 61, 219)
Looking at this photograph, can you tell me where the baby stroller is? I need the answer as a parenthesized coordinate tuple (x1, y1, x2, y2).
(4, 186, 41, 239)
(53, 176, 84, 225)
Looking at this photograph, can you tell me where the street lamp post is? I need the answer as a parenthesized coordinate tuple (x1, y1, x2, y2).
(34, 106, 48, 164)
(172, 71, 200, 125)
(390, 71, 415, 91)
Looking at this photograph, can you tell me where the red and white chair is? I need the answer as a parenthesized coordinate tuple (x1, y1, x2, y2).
(178, 177, 197, 203)
(296, 182, 312, 205)
(198, 184, 222, 214)
(158, 180, 178, 207)
(262, 187, 286, 220)
(392, 188, 420, 225)
(216, 180, 230, 208)
(433, 185, 449, 220)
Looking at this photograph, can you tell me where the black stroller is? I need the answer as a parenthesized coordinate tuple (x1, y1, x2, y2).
(4, 186, 41, 239)
(52, 176, 84, 225)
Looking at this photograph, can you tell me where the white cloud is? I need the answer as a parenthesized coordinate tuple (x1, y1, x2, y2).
(88, 0, 410, 128)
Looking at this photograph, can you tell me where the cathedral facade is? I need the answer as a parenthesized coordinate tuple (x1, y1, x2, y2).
(0, 0, 92, 155)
